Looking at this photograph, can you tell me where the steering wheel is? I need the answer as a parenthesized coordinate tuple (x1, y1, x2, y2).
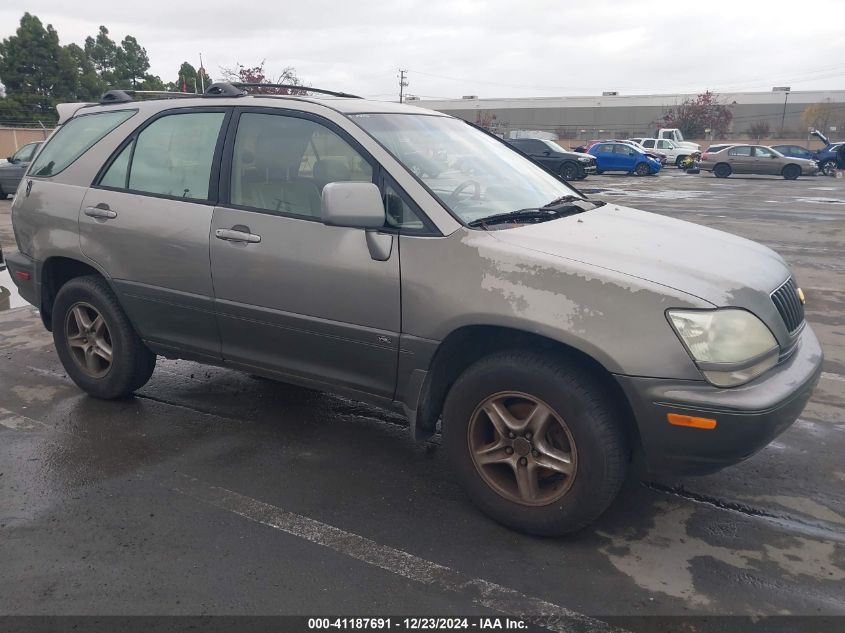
(446, 179, 482, 205)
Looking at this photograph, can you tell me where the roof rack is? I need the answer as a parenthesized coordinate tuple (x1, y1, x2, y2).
(204, 82, 247, 97)
(231, 82, 361, 99)
(99, 89, 197, 105)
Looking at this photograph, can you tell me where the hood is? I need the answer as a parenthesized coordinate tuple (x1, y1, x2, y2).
(489, 204, 790, 307)
(676, 141, 700, 151)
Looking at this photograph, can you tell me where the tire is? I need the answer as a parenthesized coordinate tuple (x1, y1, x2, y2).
(634, 162, 651, 176)
(442, 351, 628, 536)
(675, 155, 688, 167)
(713, 163, 731, 178)
(52, 275, 156, 399)
(820, 160, 837, 176)
(0, 185, 6, 199)
(559, 162, 579, 181)
(782, 164, 800, 180)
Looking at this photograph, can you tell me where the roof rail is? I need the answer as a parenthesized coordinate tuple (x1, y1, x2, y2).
(204, 82, 247, 97)
(231, 82, 361, 99)
(98, 89, 197, 105)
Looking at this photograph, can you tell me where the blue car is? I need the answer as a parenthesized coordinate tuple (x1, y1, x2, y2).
(809, 130, 844, 175)
(771, 144, 814, 160)
(589, 142, 662, 176)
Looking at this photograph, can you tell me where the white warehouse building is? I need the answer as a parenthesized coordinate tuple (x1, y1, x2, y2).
(413, 89, 845, 142)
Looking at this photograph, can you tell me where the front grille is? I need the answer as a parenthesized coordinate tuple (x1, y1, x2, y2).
(771, 277, 804, 333)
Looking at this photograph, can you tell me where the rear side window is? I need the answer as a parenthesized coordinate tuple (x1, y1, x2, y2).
(729, 146, 752, 157)
(100, 112, 225, 200)
(597, 144, 614, 153)
(30, 110, 135, 177)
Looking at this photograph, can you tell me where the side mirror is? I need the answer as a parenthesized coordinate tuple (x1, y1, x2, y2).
(6, 156, 14, 163)
(321, 182, 385, 229)
(542, 150, 551, 156)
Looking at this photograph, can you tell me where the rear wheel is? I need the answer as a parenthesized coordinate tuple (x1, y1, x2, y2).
(714, 163, 731, 178)
(634, 162, 651, 176)
(782, 164, 800, 180)
(443, 351, 628, 536)
(559, 162, 579, 181)
(53, 275, 156, 399)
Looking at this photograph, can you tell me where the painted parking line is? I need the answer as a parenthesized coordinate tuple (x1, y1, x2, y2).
(164, 472, 625, 633)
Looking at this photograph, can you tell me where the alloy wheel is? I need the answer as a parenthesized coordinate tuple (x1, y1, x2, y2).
(467, 392, 577, 506)
(65, 302, 113, 378)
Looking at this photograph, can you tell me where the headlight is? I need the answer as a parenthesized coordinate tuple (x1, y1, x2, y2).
(578, 156, 591, 162)
(667, 309, 779, 387)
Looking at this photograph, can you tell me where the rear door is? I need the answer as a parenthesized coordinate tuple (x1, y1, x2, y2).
(80, 108, 230, 359)
(593, 144, 616, 170)
(727, 146, 753, 173)
(209, 108, 401, 399)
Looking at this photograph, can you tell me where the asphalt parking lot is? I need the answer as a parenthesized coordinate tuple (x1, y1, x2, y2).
(1, 169, 844, 629)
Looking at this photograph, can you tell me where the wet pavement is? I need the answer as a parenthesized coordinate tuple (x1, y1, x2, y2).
(1, 170, 844, 628)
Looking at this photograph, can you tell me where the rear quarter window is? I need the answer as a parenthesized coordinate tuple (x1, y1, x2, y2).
(29, 109, 136, 177)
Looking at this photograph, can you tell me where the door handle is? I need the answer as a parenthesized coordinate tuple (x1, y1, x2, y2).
(215, 228, 261, 244)
(84, 205, 117, 220)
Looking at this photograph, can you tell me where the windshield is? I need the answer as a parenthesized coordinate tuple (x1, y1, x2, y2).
(350, 114, 580, 226)
(542, 139, 568, 153)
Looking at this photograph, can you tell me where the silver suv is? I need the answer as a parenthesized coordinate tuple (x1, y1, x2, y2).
(7, 84, 823, 535)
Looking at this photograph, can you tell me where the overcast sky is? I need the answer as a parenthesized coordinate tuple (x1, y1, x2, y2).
(2, 0, 845, 101)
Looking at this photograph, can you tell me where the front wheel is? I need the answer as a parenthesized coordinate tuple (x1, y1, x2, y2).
(675, 155, 689, 167)
(52, 275, 156, 399)
(782, 164, 801, 180)
(443, 351, 628, 536)
(559, 162, 579, 181)
(820, 160, 837, 176)
(634, 162, 651, 176)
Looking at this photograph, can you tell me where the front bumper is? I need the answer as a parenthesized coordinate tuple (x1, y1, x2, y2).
(617, 325, 823, 475)
(580, 163, 597, 176)
(5, 250, 38, 308)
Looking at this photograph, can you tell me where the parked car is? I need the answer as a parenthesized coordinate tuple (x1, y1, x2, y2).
(8, 85, 822, 536)
(809, 129, 844, 175)
(654, 128, 701, 152)
(0, 141, 42, 199)
(588, 142, 662, 175)
(699, 144, 818, 179)
(771, 144, 814, 160)
(506, 138, 597, 180)
(630, 138, 695, 167)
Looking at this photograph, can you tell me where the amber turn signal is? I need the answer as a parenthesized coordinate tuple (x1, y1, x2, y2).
(667, 413, 717, 430)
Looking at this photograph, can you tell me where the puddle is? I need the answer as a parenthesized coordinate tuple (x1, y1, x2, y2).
(794, 197, 845, 205)
(0, 268, 27, 312)
(583, 187, 712, 200)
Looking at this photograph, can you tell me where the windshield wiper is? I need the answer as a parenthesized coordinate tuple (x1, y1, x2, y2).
(469, 196, 606, 229)
(468, 208, 557, 228)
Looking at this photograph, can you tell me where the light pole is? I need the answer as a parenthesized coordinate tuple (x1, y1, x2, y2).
(779, 87, 791, 137)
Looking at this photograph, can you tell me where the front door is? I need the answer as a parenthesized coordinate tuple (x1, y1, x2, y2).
(209, 110, 401, 399)
(80, 108, 229, 359)
(752, 146, 780, 174)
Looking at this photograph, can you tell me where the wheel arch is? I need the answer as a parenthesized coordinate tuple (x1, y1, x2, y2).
(38, 256, 111, 332)
(412, 324, 640, 450)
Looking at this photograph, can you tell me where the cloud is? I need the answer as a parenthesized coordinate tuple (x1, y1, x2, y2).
(2, 0, 844, 100)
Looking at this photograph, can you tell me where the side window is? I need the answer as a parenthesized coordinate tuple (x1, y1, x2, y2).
(30, 110, 135, 177)
(13, 143, 38, 163)
(729, 146, 752, 157)
(384, 183, 424, 230)
(658, 140, 670, 149)
(642, 139, 655, 148)
(230, 112, 373, 218)
(100, 112, 225, 200)
(754, 147, 774, 158)
(598, 144, 614, 153)
(614, 144, 634, 154)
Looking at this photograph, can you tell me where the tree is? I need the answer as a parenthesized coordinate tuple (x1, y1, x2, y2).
(115, 35, 150, 88)
(0, 13, 69, 124)
(747, 121, 770, 141)
(169, 61, 211, 93)
(84, 26, 119, 85)
(802, 101, 835, 133)
(661, 91, 733, 138)
(59, 43, 104, 101)
(219, 61, 308, 94)
(474, 110, 498, 132)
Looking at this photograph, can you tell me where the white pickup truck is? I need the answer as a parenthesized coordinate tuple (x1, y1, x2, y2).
(655, 128, 701, 152)
(630, 137, 696, 167)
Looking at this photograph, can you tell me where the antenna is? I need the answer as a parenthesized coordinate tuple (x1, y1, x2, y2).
(398, 69, 408, 103)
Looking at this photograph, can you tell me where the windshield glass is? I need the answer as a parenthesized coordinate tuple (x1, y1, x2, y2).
(350, 114, 580, 226)
(542, 140, 567, 153)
